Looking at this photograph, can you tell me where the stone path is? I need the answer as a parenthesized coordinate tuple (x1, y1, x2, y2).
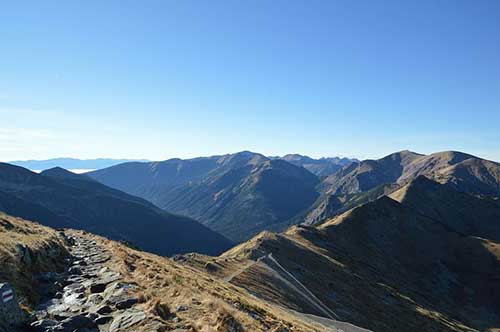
(29, 232, 150, 332)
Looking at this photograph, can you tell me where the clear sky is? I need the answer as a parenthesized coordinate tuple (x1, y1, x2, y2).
(1, 1, 499, 162)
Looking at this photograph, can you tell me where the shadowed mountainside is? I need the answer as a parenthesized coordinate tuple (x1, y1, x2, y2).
(0, 163, 232, 256)
(89, 151, 320, 242)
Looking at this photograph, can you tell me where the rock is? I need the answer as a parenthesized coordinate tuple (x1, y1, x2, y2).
(63, 282, 85, 293)
(52, 311, 74, 321)
(73, 260, 87, 266)
(55, 314, 96, 332)
(65, 275, 86, 285)
(115, 298, 138, 309)
(66, 236, 76, 246)
(68, 266, 82, 275)
(94, 315, 113, 325)
(109, 310, 146, 331)
(86, 312, 99, 321)
(217, 315, 243, 332)
(103, 283, 135, 306)
(175, 305, 188, 312)
(95, 304, 112, 315)
(15, 243, 34, 265)
(86, 294, 103, 306)
(37, 272, 59, 283)
(30, 318, 58, 332)
(0, 283, 28, 330)
(90, 283, 107, 294)
(31, 309, 48, 321)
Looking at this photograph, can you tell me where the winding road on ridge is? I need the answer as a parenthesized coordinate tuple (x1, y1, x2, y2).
(224, 253, 372, 332)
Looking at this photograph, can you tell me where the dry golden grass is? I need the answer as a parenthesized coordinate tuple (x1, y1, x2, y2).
(0, 212, 68, 307)
(73, 229, 329, 332)
(195, 218, 494, 332)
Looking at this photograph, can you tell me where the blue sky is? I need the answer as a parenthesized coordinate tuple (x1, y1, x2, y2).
(1, 1, 499, 162)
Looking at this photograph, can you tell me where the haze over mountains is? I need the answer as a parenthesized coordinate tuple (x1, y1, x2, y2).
(9, 158, 149, 172)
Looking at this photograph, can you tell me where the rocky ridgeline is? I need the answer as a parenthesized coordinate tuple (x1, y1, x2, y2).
(29, 233, 162, 332)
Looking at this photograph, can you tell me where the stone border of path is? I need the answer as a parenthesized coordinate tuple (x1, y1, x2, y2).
(30, 232, 159, 332)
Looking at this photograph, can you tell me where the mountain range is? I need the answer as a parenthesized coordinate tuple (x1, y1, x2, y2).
(0, 163, 231, 256)
(320, 150, 500, 197)
(88, 150, 500, 241)
(306, 150, 500, 225)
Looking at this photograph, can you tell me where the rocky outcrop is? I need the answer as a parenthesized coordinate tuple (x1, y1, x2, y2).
(0, 282, 28, 332)
(15, 244, 34, 265)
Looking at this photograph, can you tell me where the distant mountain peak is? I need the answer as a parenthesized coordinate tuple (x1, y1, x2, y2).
(40, 167, 95, 182)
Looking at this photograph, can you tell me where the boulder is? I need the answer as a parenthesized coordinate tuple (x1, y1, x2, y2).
(115, 298, 138, 310)
(95, 304, 112, 315)
(109, 310, 146, 331)
(15, 244, 34, 265)
(94, 315, 113, 325)
(55, 314, 96, 332)
(90, 282, 107, 294)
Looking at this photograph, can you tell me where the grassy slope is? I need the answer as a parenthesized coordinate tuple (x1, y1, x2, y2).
(202, 196, 500, 332)
(0, 213, 68, 307)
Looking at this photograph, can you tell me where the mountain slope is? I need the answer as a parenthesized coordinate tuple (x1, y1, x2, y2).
(0, 163, 232, 256)
(389, 175, 500, 241)
(89, 151, 320, 242)
(198, 191, 500, 332)
(319, 150, 423, 195)
(320, 150, 500, 198)
(303, 182, 401, 225)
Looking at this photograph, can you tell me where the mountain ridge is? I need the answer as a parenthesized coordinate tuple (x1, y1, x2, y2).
(89, 151, 320, 242)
